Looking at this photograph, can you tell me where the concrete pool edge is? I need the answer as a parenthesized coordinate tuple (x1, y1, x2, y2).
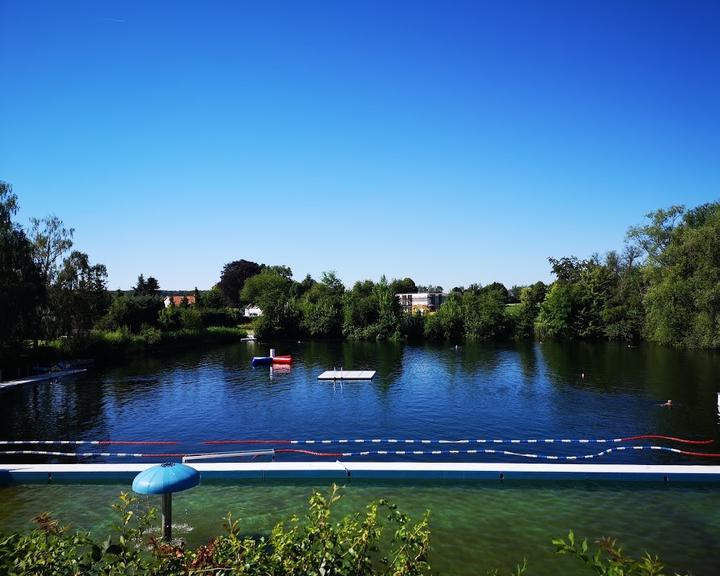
(2, 462, 720, 483)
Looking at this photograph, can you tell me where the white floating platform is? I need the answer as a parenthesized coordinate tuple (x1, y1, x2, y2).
(0, 369, 87, 391)
(318, 370, 376, 380)
(2, 462, 719, 483)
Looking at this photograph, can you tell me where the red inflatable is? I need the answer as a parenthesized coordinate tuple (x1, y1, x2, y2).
(271, 355, 292, 365)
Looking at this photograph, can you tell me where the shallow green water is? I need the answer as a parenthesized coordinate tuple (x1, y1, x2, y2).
(1, 481, 718, 575)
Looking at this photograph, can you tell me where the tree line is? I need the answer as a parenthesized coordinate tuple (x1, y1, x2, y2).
(0, 182, 238, 361)
(217, 202, 720, 349)
(3, 179, 720, 352)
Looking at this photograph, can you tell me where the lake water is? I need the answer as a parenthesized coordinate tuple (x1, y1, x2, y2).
(1, 340, 719, 574)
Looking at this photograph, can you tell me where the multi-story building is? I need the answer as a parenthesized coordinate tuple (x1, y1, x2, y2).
(395, 292, 446, 314)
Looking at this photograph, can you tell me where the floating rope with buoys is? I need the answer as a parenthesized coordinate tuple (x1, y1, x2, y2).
(0, 451, 186, 458)
(1, 435, 718, 461)
(203, 435, 715, 446)
(0, 440, 177, 446)
(3, 445, 720, 461)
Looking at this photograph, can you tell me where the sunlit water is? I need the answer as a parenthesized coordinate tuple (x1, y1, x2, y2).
(1, 340, 719, 573)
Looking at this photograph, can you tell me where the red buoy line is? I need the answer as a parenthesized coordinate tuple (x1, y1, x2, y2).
(202, 435, 715, 446)
(619, 435, 714, 445)
(2, 445, 720, 460)
(0, 434, 714, 446)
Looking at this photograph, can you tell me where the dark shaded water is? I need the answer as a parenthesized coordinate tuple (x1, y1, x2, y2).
(1, 341, 719, 574)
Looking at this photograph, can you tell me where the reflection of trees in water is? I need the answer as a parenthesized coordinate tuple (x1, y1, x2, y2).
(538, 341, 641, 390)
(0, 377, 107, 443)
(538, 341, 720, 397)
(538, 341, 720, 439)
(98, 345, 234, 408)
(516, 342, 538, 379)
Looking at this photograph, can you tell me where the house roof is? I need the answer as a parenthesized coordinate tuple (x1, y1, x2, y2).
(165, 295, 196, 306)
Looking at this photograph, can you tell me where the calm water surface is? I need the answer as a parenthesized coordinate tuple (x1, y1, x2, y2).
(1, 341, 719, 574)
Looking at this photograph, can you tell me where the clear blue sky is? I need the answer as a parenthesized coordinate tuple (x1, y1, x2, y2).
(2, 1, 718, 290)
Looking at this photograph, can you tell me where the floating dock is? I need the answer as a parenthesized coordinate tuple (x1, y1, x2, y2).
(0, 369, 87, 391)
(2, 462, 720, 483)
(318, 370, 376, 380)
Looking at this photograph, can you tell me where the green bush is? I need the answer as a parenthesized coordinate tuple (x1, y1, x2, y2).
(553, 530, 688, 576)
(0, 490, 689, 576)
(0, 486, 432, 576)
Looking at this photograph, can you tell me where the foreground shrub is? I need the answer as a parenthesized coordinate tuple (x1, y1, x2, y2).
(0, 489, 689, 576)
(0, 486, 431, 576)
(553, 531, 688, 576)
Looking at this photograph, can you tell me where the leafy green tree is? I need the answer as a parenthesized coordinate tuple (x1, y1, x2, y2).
(295, 273, 317, 297)
(254, 297, 302, 339)
(507, 285, 523, 304)
(342, 280, 379, 338)
(218, 259, 261, 306)
(299, 272, 346, 337)
(320, 270, 345, 294)
(514, 282, 547, 339)
(638, 203, 720, 347)
(482, 282, 509, 303)
(262, 264, 293, 279)
(53, 251, 109, 335)
(106, 295, 163, 333)
(626, 204, 685, 265)
(574, 257, 615, 338)
(425, 293, 463, 341)
(0, 182, 45, 347)
(200, 287, 226, 309)
(463, 289, 509, 340)
(417, 284, 443, 293)
(240, 269, 293, 310)
(390, 277, 418, 294)
(601, 247, 645, 341)
(27, 214, 74, 284)
(536, 282, 576, 339)
(374, 275, 402, 339)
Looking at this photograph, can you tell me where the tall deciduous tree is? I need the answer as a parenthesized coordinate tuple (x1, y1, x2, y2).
(639, 203, 720, 348)
(27, 214, 74, 284)
(0, 182, 45, 347)
(390, 277, 417, 294)
(218, 259, 261, 306)
(54, 251, 109, 335)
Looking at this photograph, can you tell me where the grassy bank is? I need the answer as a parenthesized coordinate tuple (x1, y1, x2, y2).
(39, 326, 249, 360)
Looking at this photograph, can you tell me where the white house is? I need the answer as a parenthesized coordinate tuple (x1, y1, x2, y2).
(244, 305, 263, 318)
(395, 292, 446, 314)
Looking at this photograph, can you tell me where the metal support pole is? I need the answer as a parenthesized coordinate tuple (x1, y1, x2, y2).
(162, 492, 172, 541)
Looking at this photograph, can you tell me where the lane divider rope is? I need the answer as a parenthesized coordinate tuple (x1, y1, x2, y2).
(203, 435, 714, 446)
(296, 446, 720, 460)
(1, 435, 711, 447)
(3, 445, 720, 460)
(0, 451, 185, 458)
(0, 440, 177, 445)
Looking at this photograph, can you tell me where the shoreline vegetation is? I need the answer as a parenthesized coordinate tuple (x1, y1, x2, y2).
(0, 488, 685, 576)
(3, 180, 720, 374)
